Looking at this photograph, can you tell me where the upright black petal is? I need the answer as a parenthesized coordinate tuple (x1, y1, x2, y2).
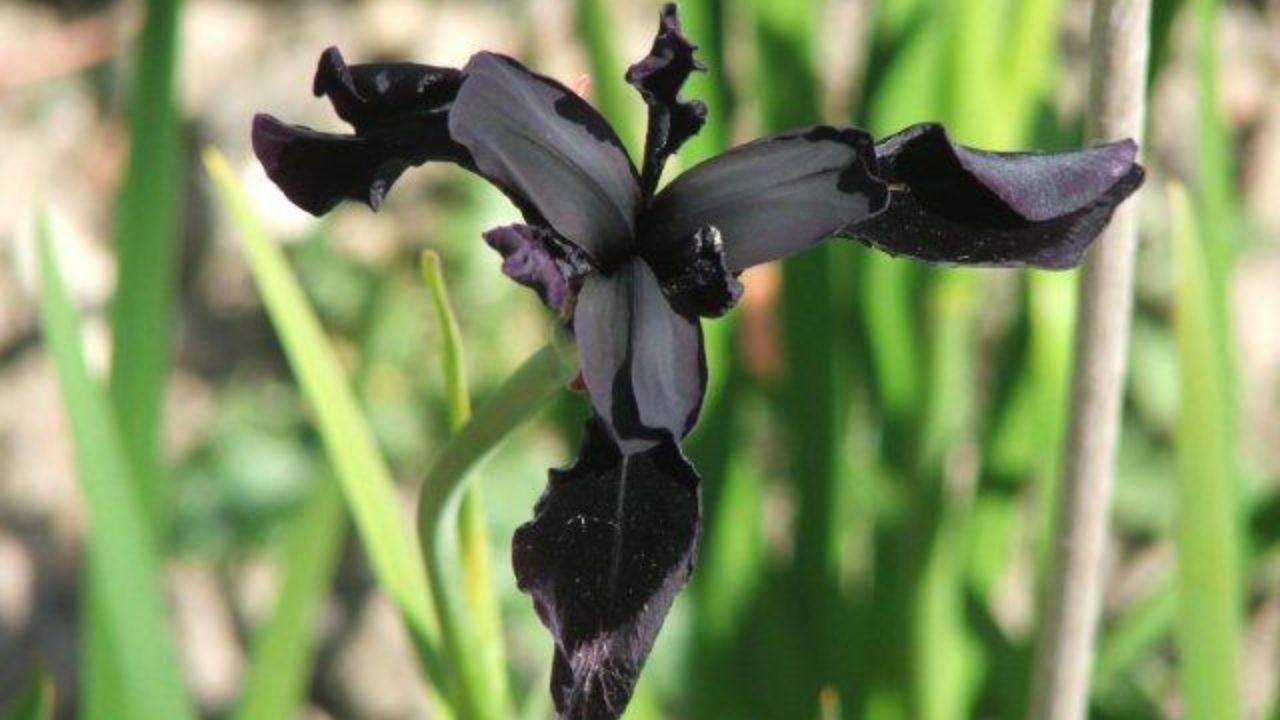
(483, 224, 593, 312)
(573, 259, 706, 454)
(252, 47, 467, 215)
(450, 52, 641, 268)
(845, 123, 1144, 268)
(640, 126, 888, 272)
(644, 226, 743, 318)
(513, 417, 701, 720)
(625, 3, 707, 195)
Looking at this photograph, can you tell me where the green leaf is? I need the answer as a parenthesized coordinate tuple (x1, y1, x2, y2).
(3, 664, 54, 720)
(108, 0, 184, 524)
(201, 149, 447, 689)
(415, 339, 577, 719)
(233, 476, 345, 720)
(573, 0, 638, 155)
(37, 216, 195, 720)
(416, 251, 513, 719)
(1169, 181, 1243, 720)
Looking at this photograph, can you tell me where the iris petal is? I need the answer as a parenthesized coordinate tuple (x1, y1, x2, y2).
(312, 46, 464, 133)
(645, 226, 743, 318)
(625, 3, 707, 195)
(450, 52, 641, 267)
(513, 416, 700, 720)
(574, 259, 706, 454)
(641, 126, 887, 271)
(252, 48, 467, 215)
(483, 224, 592, 312)
(845, 123, 1144, 268)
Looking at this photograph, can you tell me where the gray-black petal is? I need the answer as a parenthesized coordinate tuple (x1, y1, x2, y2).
(483, 224, 593, 312)
(844, 122, 1144, 268)
(252, 47, 467, 215)
(625, 3, 708, 195)
(640, 126, 887, 272)
(450, 52, 642, 268)
(513, 416, 700, 720)
(643, 225, 743, 318)
(573, 258, 706, 454)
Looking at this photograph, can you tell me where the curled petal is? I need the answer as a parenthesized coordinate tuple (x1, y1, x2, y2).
(252, 47, 467, 215)
(450, 52, 641, 267)
(574, 259, 706, 454)
(312, 46, 464, 132)
(625, 3, 708, 195)
(513, 417, 700, 720)
(483, 224, 593, 312)
(641, 126, 888, 272)
(644, 226, 743, 318)
(845, 123, 1144, 268)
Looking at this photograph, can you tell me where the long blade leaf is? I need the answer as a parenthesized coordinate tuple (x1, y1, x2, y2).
(37, 216, 195, 720)
(201, 149, 447, 686)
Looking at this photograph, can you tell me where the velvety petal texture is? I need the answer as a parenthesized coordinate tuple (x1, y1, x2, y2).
(625, 3, 707, 195)
(450, 52, 641, 267)
(845, 123, 1144, 268)
(641, 126, 888, 271)
(252, 47, 466, 215)
(513, 417, 701, 720)
(574, 259, 706, 454)
(645, 226, 743, 317)
(483, 224, 593, 312)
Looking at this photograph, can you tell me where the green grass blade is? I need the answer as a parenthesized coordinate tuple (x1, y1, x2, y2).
(678, 0, 730, 163)
(80, 591, 122, 720)
(573, 0, 638, 153)
(1169, 181, 1243, 720)
(233, 476, 345, 720)
(416, 343, 577, 719)
(1192, 0, 1237, 278)
(754, 0, 848, 712)
(3, 664, 54, 720)
(201, 149, 447, 686)
(417, 251, 513, 720)
(95, 2, 184, 707)
(108, 0, 183, 524)
(37, 217, 195, 720)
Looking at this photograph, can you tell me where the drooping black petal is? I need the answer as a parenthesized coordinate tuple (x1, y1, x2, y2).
(513, 416, 701, 720)
(640, 126, 888, 272)
(844, 123, 1144, 268)
(643, 226, 743, 317)
(573, 259, 706, 454)
(449, 52, 641, 268)
(483, 224, 593, 312)
(252, 48, 467, 215)
(312, 46, 464, 134)
(625, 3, 707, 195)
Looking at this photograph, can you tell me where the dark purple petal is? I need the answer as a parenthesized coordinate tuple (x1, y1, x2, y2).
(643, 226, 743, 318)
(845, 123, 1145, 268)
(625, 3, 708, 195)
(450, 52, 641, 267)
(312, 46, 464, 133)
(483, 224, 593, 312)
(252, 47, 467, 215)
(513, 416, 700, 720)
(573, 259, 706, 454)
(640, 126, 888, 272)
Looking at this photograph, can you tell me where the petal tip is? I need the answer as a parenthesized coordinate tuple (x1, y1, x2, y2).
(312, 46, 348, 98)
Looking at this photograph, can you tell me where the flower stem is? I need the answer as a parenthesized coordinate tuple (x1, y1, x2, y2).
(415, 338, 577, 720)
(1028, 1, 1151, 718)
(418, 252, 512, 719)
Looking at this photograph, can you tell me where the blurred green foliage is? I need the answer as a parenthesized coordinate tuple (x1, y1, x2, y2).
(32, 0, 1276, 718)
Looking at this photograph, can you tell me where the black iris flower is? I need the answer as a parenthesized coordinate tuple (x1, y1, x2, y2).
(252, 5, 1142, 718)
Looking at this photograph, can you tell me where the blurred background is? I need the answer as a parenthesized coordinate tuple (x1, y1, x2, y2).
(2, 0, 1279, 717)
